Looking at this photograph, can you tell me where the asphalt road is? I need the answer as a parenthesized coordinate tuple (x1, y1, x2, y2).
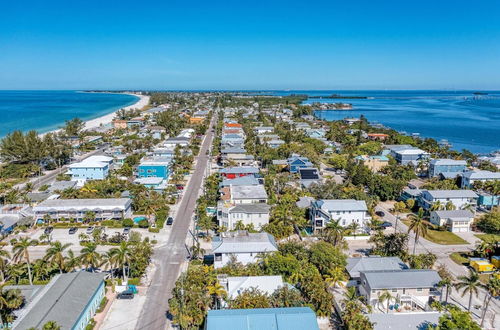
(135, 116, 216, 330)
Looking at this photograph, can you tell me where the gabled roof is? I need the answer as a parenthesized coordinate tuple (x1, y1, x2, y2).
(431, 210, 474, 219)
(462, 170, 500, 180)
(206, 307, 319, 330)
(430, 159, 467, 166)
(231, 185, 268, 200)
(229, 203, 271, 214)
(220, 176, 260, 187)
(361, 269, 441, 289)
(346, 256, 407, 278)
(367, 312, 441, 330)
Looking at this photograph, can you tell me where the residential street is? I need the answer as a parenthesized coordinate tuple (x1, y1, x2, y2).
(135, 115, 216, 330)
(375, 202, 500, 329)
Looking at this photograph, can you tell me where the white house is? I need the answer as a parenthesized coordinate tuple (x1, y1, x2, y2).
(420, 190, 478, 210)
(211, 231, 278, 268)
(230, 185, 268, 204)
(429, 210, 475, 233)
(310, 199, 371, 232)
(217, 203, 270, 230)
(461, 170, 500, 188)
(253, 126, 274, 134)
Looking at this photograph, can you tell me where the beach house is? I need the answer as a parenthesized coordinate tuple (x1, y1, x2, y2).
(419, 190, 478, 210)
(286, 155, 313, 173)
(137, 156, 172, 179)
(428, 159, 467, 178)
(211, 231, 278, 268)
(461, 170, 500, 188)
(346, 256, 408, 284)
(219, 166, 259, 179)
(429, 210, 475, 232)
(218, 275, 287, 300)
(310, 199, 371, 232)
(385, 145, 430, 165)
(66, 155, 113, 181)
(217, 203, 270, 230)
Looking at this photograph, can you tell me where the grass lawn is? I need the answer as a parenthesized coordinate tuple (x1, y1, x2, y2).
(402, 220, 469, 245)
(450, 252, 470, 266)
(475, 233, 500, 242)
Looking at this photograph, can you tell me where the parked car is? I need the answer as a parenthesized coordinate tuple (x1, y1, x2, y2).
(375, 211, 385, 217)
(44, 226, 54, 235)
(117, 290, 134, 299)
(166, 217, 174, 225)
(86, 226, 95, 234)
(379, 221, 393, 229)
(123, 227, 131, 235)
(68, 227, 78, 235)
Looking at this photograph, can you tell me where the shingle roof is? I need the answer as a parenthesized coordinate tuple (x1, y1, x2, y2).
(13, 272, 106, 330)
(432, 210, 474, 219)
(346, 257, 407, 278)
(361, 269, 441, 289)
(206, 307, 319, 330)
(212, 232, 278, 254)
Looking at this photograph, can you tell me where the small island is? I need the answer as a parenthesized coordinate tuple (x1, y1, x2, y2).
(310, 102, 353, 110)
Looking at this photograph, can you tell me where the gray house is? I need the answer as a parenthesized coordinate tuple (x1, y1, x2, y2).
(430, 209, 474, 232)
(346, 256, 408, 282)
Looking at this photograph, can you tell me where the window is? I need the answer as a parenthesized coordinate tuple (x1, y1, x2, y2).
(417, 288, 423, 292)
(391, 289, 397, 293)
(215, 253, 222, 261)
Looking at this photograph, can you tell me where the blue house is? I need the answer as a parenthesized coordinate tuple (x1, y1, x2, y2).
(477, 192, 500, 210)
(67, 155, 113, 181)
(137, 156, 172, 179)
(0, 216, 20, 234)
(205, 307, 319, 330)
(429, 159, 467, 178)
(287, 155, 313, 173)
(306, 128, 327, 139)
(385, 145, 429, 165)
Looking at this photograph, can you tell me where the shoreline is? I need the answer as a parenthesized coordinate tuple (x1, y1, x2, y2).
(40, 92, 150, 136)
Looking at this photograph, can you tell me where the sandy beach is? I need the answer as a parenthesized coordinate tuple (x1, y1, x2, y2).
(83, 93, 150, 131)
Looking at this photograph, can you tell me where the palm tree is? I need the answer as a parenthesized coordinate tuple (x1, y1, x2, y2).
(0, 283, 24, 327)
(64, 249, 80, 272)
(430, 200, 443, 211)
(0, 246, 10, 282)
(445, 201, 456, 210)
(12, 238, 37, 285)
(42, 320, 61, 330)
(323, 219, 345, 246)
(377, 290, 393, 313)
(108, 241, 132, 280)
(44, 241, 72, 274)
(324, 267, 346, 289)
(208, 281, 227, 309)
(80, 243, 102, 272)
(480, 276, 500, 327)
(438, 277, 453, 304)
(454, 269, 484, 311)
(407, 208, 428, 254)
(348, 222, 360, 238)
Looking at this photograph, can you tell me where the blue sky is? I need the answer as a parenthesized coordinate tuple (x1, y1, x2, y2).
(1, 0, 500, 90)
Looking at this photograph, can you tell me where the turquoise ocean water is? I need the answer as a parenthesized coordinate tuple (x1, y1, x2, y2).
(0, 90, 139, 137)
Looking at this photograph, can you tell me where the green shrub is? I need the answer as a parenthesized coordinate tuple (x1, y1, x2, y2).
(96, 296, 108, 313)
(122, 218, 134, 227)
(138, 219, 149, 228)
(85, 318, 96, 330)
(148, 227, 160, 233)
(39, 184, 50, 192)
(127, 278, 141, 285)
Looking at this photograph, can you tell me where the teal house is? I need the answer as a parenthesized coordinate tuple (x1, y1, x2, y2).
(478, 192, 500, 210)
(205, 307, 319, 330)
(138, 156, 172, 179)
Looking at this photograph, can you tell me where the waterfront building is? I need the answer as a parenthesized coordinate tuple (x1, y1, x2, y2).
(385, 145, 430, 165)
(66, 155, 113, 181)
(460, 170, 500, 188)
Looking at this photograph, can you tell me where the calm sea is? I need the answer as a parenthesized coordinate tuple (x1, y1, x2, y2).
(269, 90, 500, 154)
(0, 90, 139, 137)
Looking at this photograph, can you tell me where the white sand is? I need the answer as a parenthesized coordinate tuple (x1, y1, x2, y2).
(83, 93, 150, 130)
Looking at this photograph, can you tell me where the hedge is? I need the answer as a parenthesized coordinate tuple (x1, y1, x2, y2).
(127, 278, 141, 285)
(148, 227, 160, 233)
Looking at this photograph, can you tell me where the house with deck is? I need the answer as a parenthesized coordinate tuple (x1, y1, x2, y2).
(429, 210, 474, 232)
(419, 190, 478, 210)
(137, 156, 172, 179)
(217, 203, 270, 230)
(428, 159, 467, 178)
(461, 170, 500, 188)
(66, 155, 113, 181)
(310, 199, 371, 232)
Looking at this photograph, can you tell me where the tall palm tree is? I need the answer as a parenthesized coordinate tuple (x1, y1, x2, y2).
(480, 276, 500, 327)
(12, 238, 37, 285)
(0, 246, 11, 282)
(445, 201, 456, 210)
(44, 241, 72, 274)
(377, 290, 393, 313)
(64, 249, 80, 272)
(80, 243, 102, 272)
(109, 241, 132, 280)
(348, 222, 360, 238)
(0, 283, 24, 327)
(323, 219, 345, 246)
(407, 208, 428, 254)
(430, 200, 443, 211)
(324, 267, 346, 289)
(438, 277, 453, 304)
(454, 269, 484, 311)
(42, 320, 61, 330)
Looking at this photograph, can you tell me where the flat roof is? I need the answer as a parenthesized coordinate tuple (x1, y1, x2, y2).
(231, 185, 268, 200)
(13, 272, 106, 330)
(212, 232, 278, 254)
(34, 198, 131, 212)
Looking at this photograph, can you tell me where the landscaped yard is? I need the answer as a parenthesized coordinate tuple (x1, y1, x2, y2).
(475, 233, 500, 242)
(402, 220, 469, 245)
(450, 252, 470, 266)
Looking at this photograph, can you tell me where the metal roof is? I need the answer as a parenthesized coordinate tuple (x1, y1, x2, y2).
(13, 272, 106, 330)
(462, 170, 500, 180)
(316, 199, 368, 212)
(231, 185, 268, 200)
(220, 166, 259, 174)
(425, 190, 478, 199)
(346, 256, 407, 278)
(432, 210, 474, 219)
(34, 198, 131, 212)
(212, 232, 278, 254)
(220, 176, 260, 187)
(368, 312, 441, 330)
(361, 269, 441, 289)
(430, 159, 467, 166)
(206, 307, 319, 330)
(229, 203, 271, 214)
